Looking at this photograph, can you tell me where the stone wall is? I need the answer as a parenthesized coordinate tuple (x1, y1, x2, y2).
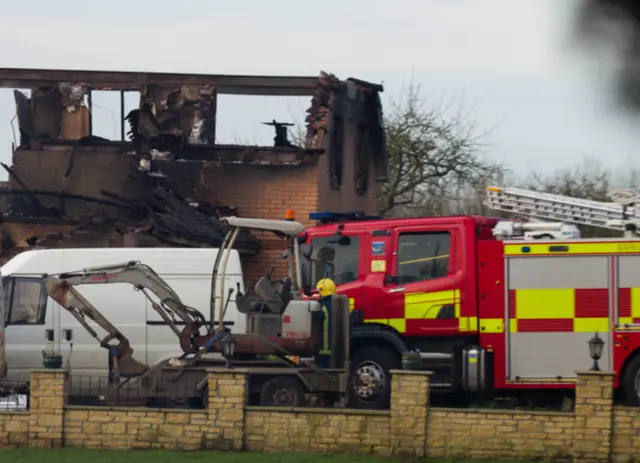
(612, 407, 640, 463)
(427, 409, 575, 460)
(0, 411, 28, 448)
(0, 369, 634, 461)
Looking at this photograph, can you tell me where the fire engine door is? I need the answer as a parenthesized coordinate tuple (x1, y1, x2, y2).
(385, 224, 462, 336)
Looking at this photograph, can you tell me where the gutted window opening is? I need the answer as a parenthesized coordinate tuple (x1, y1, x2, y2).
(215, 95, 308, 147)
(355, 122, 369, 195)
(8, 89, 31, 150)
(87, 90, 140, 141)
(330, 115, 344, 188)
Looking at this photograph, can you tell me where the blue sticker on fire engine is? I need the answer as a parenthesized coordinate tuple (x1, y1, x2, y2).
(372, 241, 385, 255)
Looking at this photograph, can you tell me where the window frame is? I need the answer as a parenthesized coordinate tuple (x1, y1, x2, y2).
(4, 276, 47, 326)
(395, 231, 451, 285)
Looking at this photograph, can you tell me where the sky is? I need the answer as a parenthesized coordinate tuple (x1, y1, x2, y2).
(0, 0, 639, 182)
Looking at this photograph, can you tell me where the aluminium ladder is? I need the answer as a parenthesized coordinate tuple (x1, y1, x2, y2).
(484, 186, 640, 232)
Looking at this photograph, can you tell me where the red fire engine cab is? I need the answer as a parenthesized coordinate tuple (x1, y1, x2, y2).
(300, 209, 640, 410)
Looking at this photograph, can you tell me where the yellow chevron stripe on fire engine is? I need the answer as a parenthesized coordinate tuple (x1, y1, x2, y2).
(505, 241, 640, 256)
(404, 290, 460, 319)
(459, 316, 478, 332)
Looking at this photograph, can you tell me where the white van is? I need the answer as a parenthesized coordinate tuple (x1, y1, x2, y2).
(1, 248, 245, 383)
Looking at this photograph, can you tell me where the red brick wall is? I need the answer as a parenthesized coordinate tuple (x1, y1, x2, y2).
(195, 162, 319, 284)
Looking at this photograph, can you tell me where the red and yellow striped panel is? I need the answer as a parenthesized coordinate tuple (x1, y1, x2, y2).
(508, 288, 609, 332)
(347, 290, 475, 334)
(617, 288, 640, 325)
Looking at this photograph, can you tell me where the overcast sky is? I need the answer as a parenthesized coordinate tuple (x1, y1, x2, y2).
(0, 0, 639, 182)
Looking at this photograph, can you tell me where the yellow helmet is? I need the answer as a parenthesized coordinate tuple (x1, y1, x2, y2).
(316, 278, 337, 297)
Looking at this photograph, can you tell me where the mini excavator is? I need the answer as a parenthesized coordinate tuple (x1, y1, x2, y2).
(39, 216, 352, 408)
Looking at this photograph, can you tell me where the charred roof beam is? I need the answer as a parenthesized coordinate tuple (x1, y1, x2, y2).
(0, 68, 319, 96)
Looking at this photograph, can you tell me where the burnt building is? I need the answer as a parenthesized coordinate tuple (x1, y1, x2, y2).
(0, 67, 389, 284)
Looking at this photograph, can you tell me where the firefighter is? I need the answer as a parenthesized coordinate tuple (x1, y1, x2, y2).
(315, 278, 337, 368)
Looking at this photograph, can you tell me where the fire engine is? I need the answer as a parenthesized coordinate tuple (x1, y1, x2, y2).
(300, 186, 640, 410)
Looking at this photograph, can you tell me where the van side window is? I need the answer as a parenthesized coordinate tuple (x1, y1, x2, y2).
(396, 232, 450, 284)
(5, 277, 46, 325)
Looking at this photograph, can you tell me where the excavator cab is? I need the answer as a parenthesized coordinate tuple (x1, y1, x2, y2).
(215, 218, 321, 340)
(213, 217, 348, 361)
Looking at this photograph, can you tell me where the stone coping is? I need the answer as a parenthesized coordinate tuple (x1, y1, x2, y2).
(0, 410, 28, 415)
(246, 405, 390, 416)
(206, 367, 249, 374)
(63, 404, 390, 416)
(432, 406, 574, 417)
(30, 369, 68, 374)
(389, 369, 433, 376)
(65, 405, 206, 413)
(575, 370, 615, 376)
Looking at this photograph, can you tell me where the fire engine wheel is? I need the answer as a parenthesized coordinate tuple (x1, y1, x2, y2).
(622, 354, 640, 406)
(259, 377, 307, 407)
(349, 346, 399, 410)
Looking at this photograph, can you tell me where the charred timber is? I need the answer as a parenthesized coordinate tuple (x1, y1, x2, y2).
(0, 67, 319, 96)
(21, 142, 324, 165)
(0, 189, 136, 210)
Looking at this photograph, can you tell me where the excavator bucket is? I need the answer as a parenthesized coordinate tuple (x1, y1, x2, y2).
(43, 275, 148, 378)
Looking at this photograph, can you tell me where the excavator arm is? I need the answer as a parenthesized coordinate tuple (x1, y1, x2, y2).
(52, 261, 207, 332)
(42, 261, 208, 377)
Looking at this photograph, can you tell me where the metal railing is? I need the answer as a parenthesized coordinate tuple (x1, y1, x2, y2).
(0, 380, 29, 411)
(66, 375, 205, 409)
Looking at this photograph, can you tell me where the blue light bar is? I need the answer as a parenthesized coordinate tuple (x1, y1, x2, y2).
(309, 211, 382, 224)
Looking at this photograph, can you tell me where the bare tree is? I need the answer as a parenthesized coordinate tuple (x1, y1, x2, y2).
(524, 158, 613, 201)
(520, 158, 632, 237)
(379, 83, 504, 217)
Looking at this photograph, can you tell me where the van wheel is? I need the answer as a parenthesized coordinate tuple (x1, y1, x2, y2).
(259, 377, 307, 407)
(622, 354, 640, 406)
(349, 346, 399, 410)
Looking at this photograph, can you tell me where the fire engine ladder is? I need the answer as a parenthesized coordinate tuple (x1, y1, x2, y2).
(484, 186, 640, 233)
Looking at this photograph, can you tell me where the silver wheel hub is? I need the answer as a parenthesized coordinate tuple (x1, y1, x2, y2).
(634, 370, 640, 400)
(354, 361, 385, 400)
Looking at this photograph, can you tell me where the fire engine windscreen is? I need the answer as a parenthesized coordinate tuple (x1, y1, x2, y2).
(308, 235, 361, 286)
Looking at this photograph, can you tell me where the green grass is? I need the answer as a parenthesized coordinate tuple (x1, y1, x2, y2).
(0, 448, 413, 463)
